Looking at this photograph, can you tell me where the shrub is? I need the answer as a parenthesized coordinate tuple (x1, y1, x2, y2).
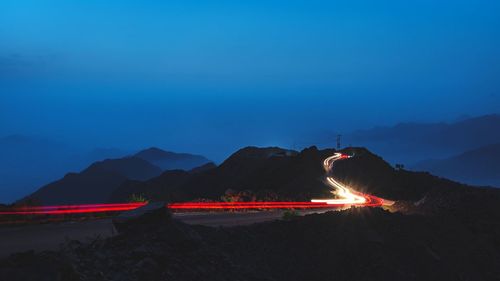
(282, 209, 299, 221)
(129, 193, 149, 203)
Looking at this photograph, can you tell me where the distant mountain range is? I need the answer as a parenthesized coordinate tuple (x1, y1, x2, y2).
(18, 143, 500, 211)
(413, 143, 500, 187)
(20, 147, 212, 205)
(134, 147, 210, 171)
(0, 135, 131, 203)
(345, 114, 500, 164)
(24, 157, 163, 205)
(5, 114, 499, 203)
(111, 146, 475, 204)
(110, 146, 319, 203)
(341, 114, 500, 187)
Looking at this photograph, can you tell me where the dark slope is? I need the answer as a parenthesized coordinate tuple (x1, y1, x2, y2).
(331, 147, 467, 201)
(109, 145, 500, 217)
(109, 170, 192, 203)
(111, 146, 336, 202)
(110, 145, 499, 205)
(178, 146, 322, 201)
(134, 147, 211, 171)
(413, 143, 500, 187)
(109, 163, 217, 202)
(335, 148, 500, 224)
(188, 162, 217, 174)
(25, 157, 162, 205)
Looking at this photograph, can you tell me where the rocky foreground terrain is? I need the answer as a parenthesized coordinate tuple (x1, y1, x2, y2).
(1, 204, 499, 281)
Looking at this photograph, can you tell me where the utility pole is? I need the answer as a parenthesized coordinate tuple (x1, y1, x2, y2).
(336, 134, 342, 150)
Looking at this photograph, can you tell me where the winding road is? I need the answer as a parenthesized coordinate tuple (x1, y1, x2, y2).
(0, 153, 385, 216)
(0, 153, 388, 256)
(311, 153, 385, 206)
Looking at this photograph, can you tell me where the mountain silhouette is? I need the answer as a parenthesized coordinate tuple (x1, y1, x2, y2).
(188, 162, 217, 174)
(21, 147, 213, 205)
(134, 147, 211, 171)
(109, 145, 500, 220)
(23, 157, 162, 205)
(0, 135, 130, 204)
(345, 114, 500, 164)
(111, 146, 332, 202)
(20, 144, 500, 208)
(332, 147, 468, 201)
(412, 143, 500, 188)
(109, 162, 217, 202)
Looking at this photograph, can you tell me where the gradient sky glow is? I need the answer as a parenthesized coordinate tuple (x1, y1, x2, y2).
(1, 0, 499, 160)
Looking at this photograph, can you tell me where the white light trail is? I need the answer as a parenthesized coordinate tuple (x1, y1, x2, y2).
(311, 153, 367, 205)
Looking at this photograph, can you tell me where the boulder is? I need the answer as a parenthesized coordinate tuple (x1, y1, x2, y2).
(112, 202, 171, 233)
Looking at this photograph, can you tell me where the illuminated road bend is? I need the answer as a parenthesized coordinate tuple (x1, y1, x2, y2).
(311, 153, 384, 205)
(0, 153, 385, 216)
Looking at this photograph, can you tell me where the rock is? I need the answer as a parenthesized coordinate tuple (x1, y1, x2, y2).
(112, 202, 171, 233)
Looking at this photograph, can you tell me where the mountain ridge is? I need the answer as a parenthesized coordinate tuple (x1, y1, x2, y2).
(21, 147, 213, 205)
(344, 114, 500, 165)
(134, 147, 211, 171)
(23, 157, 163, 205)
(412, 142, 500, 187)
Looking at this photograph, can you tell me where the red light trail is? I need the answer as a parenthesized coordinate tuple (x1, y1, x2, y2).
(0, 203, 147, 215)
(0, 153, 386, 217)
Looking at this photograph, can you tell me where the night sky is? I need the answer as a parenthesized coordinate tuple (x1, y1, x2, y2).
(1, 0, 499, 161)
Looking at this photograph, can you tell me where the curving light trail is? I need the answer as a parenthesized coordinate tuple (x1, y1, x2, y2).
(311, 153, 370, 205)
(0, 153, 385, 217)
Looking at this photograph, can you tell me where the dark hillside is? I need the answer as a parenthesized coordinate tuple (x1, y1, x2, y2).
(333, 147, 467, 201)
(24, 157, 162, 205)
(335, 148, 500, 226)
(110, 170, 192, 203)
(112, 146, 336, 202)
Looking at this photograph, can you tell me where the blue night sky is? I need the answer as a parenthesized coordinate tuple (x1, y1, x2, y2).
(1, 0, 500, 161)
